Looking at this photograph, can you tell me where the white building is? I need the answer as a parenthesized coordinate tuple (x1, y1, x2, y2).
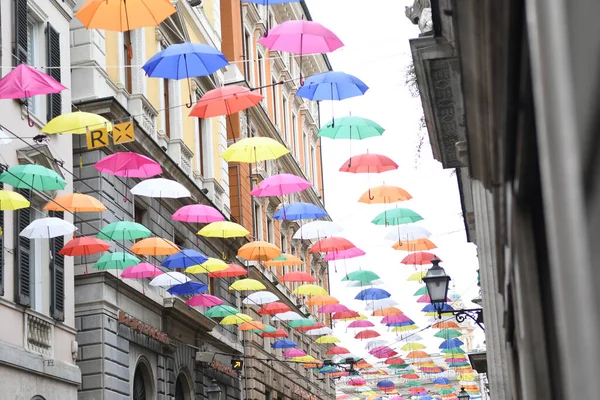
(0, 0, 81, 399)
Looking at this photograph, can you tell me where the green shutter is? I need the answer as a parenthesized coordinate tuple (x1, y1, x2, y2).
(50, 210, 65, 321)
(45, 23, 61, 121)
(14, 188, 31, 307)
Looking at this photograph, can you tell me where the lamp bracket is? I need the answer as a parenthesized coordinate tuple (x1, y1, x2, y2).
(438, 308, 485, 331)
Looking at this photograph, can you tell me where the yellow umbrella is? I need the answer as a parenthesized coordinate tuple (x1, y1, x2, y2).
(42, 111, 113, 135)
(0, 190, 30, 210)
(229, 279, 266, 291)
(221, 137, 290, 163)
(263, 253, 303, 267)
(407, 271, 427, 281)
(392, 325, 419, 332)
(198, 221, 249, 238)
(292, 284, 328, 296)
(220, 313, 253, 325)
(316, 335, 340, 344)
(401, 342, 427, 351)
(458, 374, 476, 381)
(185, 257, 229, 274)
(290, 355, 317, 363)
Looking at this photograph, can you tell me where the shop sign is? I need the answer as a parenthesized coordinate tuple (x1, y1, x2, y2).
(210, 360, 240, 378)
(293, 385, 318, 400)
(118, 311, 169, 345)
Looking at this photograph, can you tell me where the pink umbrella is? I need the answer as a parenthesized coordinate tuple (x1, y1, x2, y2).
(283, 348, 306, 358)
(250, 173, 311, 197)
(416, 294, 451, 303)
(324, 247, 366, 261)
(348, 377, 366, 386)
(381, 314, 411, 324)
(259, 21, 343, 55)
(348, 320, 374, 328)
(172, 204, 225, 223)
(317, 304, 350, 313)
(95, 152, 162, 178)
(369, 345, 393, 355)
(186, 294, 223, 307)
(121, 262, 163, 279)
(0, 64, 67, 126)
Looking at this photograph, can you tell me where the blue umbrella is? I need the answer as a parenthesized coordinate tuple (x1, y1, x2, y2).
(167, 281, 208, 296)
(142, 42, 229, 107)
(355, 288, 391, 301)
(273, 202, 328, 221)
(318, 366, 337, 373)
(439, 338, 464, 349)
(376, 379, 395, 389)
(162, 249, 208, 269)
(297, 72, 369, 101)
(433, 377, 450, 384)
(421, 303, 454, 313)
(272, 339, 297, 349)
(386, 319, 415, 327)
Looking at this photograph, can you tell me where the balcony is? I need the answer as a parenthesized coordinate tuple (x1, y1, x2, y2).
(168, 138, 194, 177)
(25, 312, 53, 357)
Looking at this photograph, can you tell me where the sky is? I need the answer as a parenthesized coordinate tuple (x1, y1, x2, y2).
(303, 0, 483, 366)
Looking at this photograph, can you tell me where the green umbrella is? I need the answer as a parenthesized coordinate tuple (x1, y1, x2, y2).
(97, 221, 151, 241)
(94, 252, 140, 270)
(413, 286, 428, 296)
(371, 208, 423, 226)
(249, 324, 277, 333)
(0, 164, 66, 191)
(434, 329, 463, 339)
(405, 380, 422, 387)
(341, 270, 380, 283)
(441, 347, 465, 354)
(388, 363, 410, 370)
(318, 116, 384, 140)
(438, 388, 455, 395)
(287, 318, 316, 328)
(204, 305, 239, 318)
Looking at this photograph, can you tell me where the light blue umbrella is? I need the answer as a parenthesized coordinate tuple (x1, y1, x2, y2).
(297, 72, 369, 101)
(273, 202, 328, 221)
(272, 339, 297, 349)
(355, 288, 391, 301)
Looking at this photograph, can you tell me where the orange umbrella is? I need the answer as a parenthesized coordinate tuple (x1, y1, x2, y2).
(358, 185, 412, 204)
(263, 253, 303, 267)
(432, 321, 460, 329)
(237, 240, 281, 261)
(75, 0, 176, 32)
(355, 360, 372, 369)
(258, 302, 291, 315)
(306, 295, 339, 306)
(406, 350, 430, 359)
(372, 307, 403, 317)
(393, 238, 437, 251)
(281, 271, 316, 283)
(296, 322, 324, 331)
(131, 237, 179, 256)
(208, 264, 248, 278)
(239, 321, 267, 331)
(44, 193, 107, 212)
(189, 85, 264, 118)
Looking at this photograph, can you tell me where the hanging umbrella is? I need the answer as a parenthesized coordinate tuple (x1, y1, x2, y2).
(402, 252, 440, 265)
(149, 272, 190, 287)
(205, 305, 239, 318)
(355, 288, 391, 301)
(239, 321, 267, 331)
(167, 281, 208, 296)
(272, 311, 304, 321)
(434, 329, 463, 339)
(359, 185, 412, 204)
(305, 327, 333, 335)
(348, 378, 367, 387)
(281, 271, 315, 283)
(44, 193, 106, 213)
(261, 328, 288, 338)
(355, 329, 380, 339)
(273, 202, 328, 220)
(310, 237, 355, 253)
(208, 264, 248, 278)
(229, 279, 266, 291)
(315, 335, 340, 344)
(385, 224, 432, 241)
(242, 291, 278, 305)
(342, 270, 380, 283)
(292, 220, 342, 239)
(381, 314, 411, 324)
(293, 284, 328, 296)
(221, 137, 289, 163)
(60, 237, 110, 256)
(365, 339, 388, 350)
(371, 307, 402, 316)
(20, 217, 77, 239)
(317, 304, 349, 313)
(283, 348, 307, 358)
(326, 346, 350, 355)
(432, 321, 460, 329)
(247, 324, 277, 334)
(287, 318, 317, 328)
(372, 208, 423, 226)
(75, 0, 176, 31)
(263, 253, 302, 267)
(331, 310, 359, 320)
(95, 152, 162, 178)
(94, 252, 140, 270)
(339, 153, 398, 173)
(0, 190, 30, 210)
(272, 339, 297, 349)
(306, 295, 338, 306)
(318, 116, 384, 159)
(186, 294, 223, 307)
(131, 237, 179, 256)
(439, 338, 465, 349)
(348, 320, 374, 328)
(364, 298, 399, 311)
(417, 294, 451, 303)
(190, 85, 264, 118)
(220, 313, 253, 325)
(324, 247, 365, 261)
(393, 238, 437, 251)
(131, 178, 191, 198)
(377, 380, 395, 390)
(401, 342, 427, 351)
(198, 221, 249, 238)
(258, 302, 291, 315)
(297, 71, 368, 101)
(250, 173, 311, 197)
(259, 20, 343, 54)
(185, 257, 229, 274)
(0, 64, 67, 126)
(407, 271, 427, 281)
(42, 111, 112, 135)
(172, 204, 224, 223)
(162, 249, 208, 269)
(238, 240, 281, 261)
(384, 356, 406, 365)
(0, 165, 66, 191)
(121, 262, 163, 279)
(97, 221, 151, 241)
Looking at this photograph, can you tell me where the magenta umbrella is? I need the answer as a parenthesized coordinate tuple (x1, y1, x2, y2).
(186, 294, 223, 307)
(348, 377, 366, 386)
(317, 304, 350, 313)
(121, 262, 163, 279)
(381, 314, 411, 324)
(283, 348, 306, 358)
(324, 247, 366, 262)
(250, 173, 311, 197)
(95, 152, 162, 178)
(172, 204, 224, 223)
(348, 320, 374, 328)
(0, 63, 67, 126)
(417, 294, 451, 303)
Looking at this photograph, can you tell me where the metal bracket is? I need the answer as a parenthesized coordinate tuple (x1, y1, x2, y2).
(438, 307, 485, 331)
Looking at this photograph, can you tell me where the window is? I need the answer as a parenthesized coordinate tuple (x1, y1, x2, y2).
(133, 362, 153, 400)
(292, 113, 298, 157)
(280, 233, 287, 253)
(303, 131, 309, 173)
(271, 78, 279, 124)
(282, 96, 289, 143)
(257, 52, 265, 94)
(123, 31, 133, 93)
(288, 53, 295, 76)
(209, 277, 218, 296)
(196, 96, 205, 176)
(163, 78, 171, 138)
(253, 202, 263, 240)
(267, 217, 274, 244)
(243, 30, 253, 81)
(26, 18, 40, 116)
(266, 390, 272, 400)
(311, 144, 317, 183)
(134, 203, 147, 226)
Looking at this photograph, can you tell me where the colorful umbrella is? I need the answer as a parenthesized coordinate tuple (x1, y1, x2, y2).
(306, 295, 338, 306)
(319, 116, 384, 139)
(239, 321, 267, 331)
(172, 204, 224, 223)
(385, 224, 432, 241)
(287, 318, 317, 328)
(381, 314, 411, 324)
(364, 298, 399, 310)
(0, 190, 30, 210)
(44, 193, 106, 213)
(250, 173, 311, 197)
(149, 272, 190, 287)
(242, 291, 279, 305)
(331, 310, 360, 320)
(186, 294, 223, 307)
(326, 346, 350, 355)
(131, 238, 179, 256)
(292, 220, 342, 239)
(221, 137, 289, 163)
(315, 335, 340, 344)
(263, 253, 303, 267)
(355, 329, 380, 339)
(259, 20, 343, 55)
(97, 221, 151, 241)
(348, 378, 367, 386)
(271, 311, 303, 321)
(258, 302, 291, 315)
(317, 304, 349, 313)
(402, 252, 440, 265)
(121, 262, 163, 279)
(198, 221, 249, 238)
(297, 71, 368, 101)
(377, 380, 395, 389)
(204, 305, 239, 318)
(359, 185, 412, 204)
(94, 252, 140, 270)
(271, 339, 297, 349)
(220, 313, 253, 325)
(293, 284, 328, 296)
(249, 324, 277, 334)
(417, 294, 451, 303)
(273, 202, 328, 220)
(20, 217, 77, 239)
(283, 348, 307, 358)
(42, 111, 112, 135)
(229, 279, 266, 291)
(340, 153, 398, 174)
(324, 247, 365, 261)
(167, 281, 208, 296)
(237, 240, 281, 261)
(310, 237, 355, 253)
(342, 270, 380, 283)
(393, 238, 437, 251)
(131, 178, 191, 198)
(355, 288, 391, 301)
(162, 249, 208, 269)
(94, 152, 162, 178)
(348, 320, 374, 328)
(0, 164, 66, 191)
(281, 271, 315, 283)
(305, 327, 333, 335)
(372, 208, 423, 226)
(261, 328, 288, 338)
(434, 329, 463, 339)
(208, 264, 248, 278)
(190, 85, 264, 118)
(59, 237, 110, 256)
(75, 0, 176, 31)
(407, 271, 427, 281)
(371, 307, 403, 316)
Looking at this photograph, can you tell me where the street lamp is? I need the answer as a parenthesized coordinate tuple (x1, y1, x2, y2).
(457, 387, 470, 400)
(206, 379, 222, 400)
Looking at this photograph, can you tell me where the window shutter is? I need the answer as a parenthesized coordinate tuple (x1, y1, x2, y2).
(46, 23, 61, 121)
(0, 183, 4, 297)
(14, 188, 31, 307)
(50, 210, 65, 321)
(14, 0, 28, 65)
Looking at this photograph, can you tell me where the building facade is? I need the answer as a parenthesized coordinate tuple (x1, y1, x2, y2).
(406, 0, 600, 399)
(0, 0, 81, 399)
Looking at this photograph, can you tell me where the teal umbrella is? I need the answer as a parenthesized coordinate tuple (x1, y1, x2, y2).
(341, 270, 380, 283)
(287, 318, 316, 328)
(97, 221, 151, 241)
(248, 324, 277, 334)
(371, 208, 423, 226)
(413, 286, 428, 296)
(205, 305, 239, 318)
(318, 116, 384, 163)
(94, 252, 140, 270)
(0, 164, 66, 191)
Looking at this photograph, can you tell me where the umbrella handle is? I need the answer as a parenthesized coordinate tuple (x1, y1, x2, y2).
(368, 187, 374, 201)
(186, 92, 193, 109)
(27, 106, 35, 127)
(347, 157, 352, 169)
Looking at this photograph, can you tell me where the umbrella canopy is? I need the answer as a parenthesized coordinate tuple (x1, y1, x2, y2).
(372, 307, 403, 316)
(272, 311, 304, 321)
(261, 328, 288, 338)
(221, 137, 289, 163)
(162, 249, 208, 269)
(247, 324, 277, 334)
(149, 272, 190, 287)
(198, 221, 249, 238)
(306, 295, 339, 306)
(242, 291, 279, 305)
(186, 258, 235, 274)
(385, 225, 432, 241)
(250, 173, 311, 197)
(172, 204, 224, 223)
(0, 190, 30, 210)
(377, 380, 395, 389)
(326, 346, 351, 355)
(407, 271, 427, 281)
(262, 253, 302, 267)
(332, 310, 360, 320)
(292, 284, 328, 296)
(324, 247, 365, 261)
(94, 252, 140, 270)
(355, 330, 380, 339)
(95, 152, 162, 178)
(292, 220, 342, 239)
(348, 320, 374, 328)
(97, 221, 151, 241)
(167, 281, 208, 296)
(364, 298, 399, 311)
(42, 111, 112, 135)
(348, 378, 367, 386)
(434, 329, 463, 339)
(186, 294, 223, 307)
(120, 262, 163, 279)
(401, 342, 427, 351)
(273, 202, 328, 220)
(339, 153, 398, 174)
(0, 164, 66, 191)
(381, 314, 412, 324)
(305, 327, 334, 335)
(59, 237, 110, 256)
(297, 71, 368, 101)
(237, 240, 281, 261)
(221, 313, 253, 325)
(204, 305, 239, 318)
(20, 217, 77, 239)
(287, 318, 317, 328)
(239, 321, 267, 331)
(258, 302, 291, 315)
(230, 279, 266, 292)
(317, 304, 349, 313)
(355, 288, 391, 301)
(402, 252, 440, 265)
(359, 185, 412, 204)
(283, 348, 307, 358)
(131, 238, 179, 256)
(372, 208, 424, 226)
(75, 0, 176, 31)
(342, 270, 380, 283)
(281, 271, 315, 283)
(208, 264, 248, 278)
(258, 20, 343, 55)
(315, 335, 340, 344)
(272, 339, 297, 349)
(393, 238, 437, 251)
(142, 42, 228, 79)
(131, 178, 191, 198)
(45, 193, 106, 213)
(190, 85, 264, 118)
(0, 63, 66, 99)
(310, 237, 355, 253)
(319, 116, 384, 140)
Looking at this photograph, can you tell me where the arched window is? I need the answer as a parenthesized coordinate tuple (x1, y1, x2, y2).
(132, 359, 154, 400)
(175, 373, 192, 400)
(31, 396, 46, 400)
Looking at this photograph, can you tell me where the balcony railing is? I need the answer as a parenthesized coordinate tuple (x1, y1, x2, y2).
(26, 313, 53, 357)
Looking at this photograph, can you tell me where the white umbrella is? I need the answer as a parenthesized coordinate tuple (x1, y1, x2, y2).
(384, 224, 432, 241)
(131, 178, 191, 198)
(345, 279, 384, 287)
(305, 327, 333, 335)
(149, 272, 190, 287)
(0, 128, 12, 145)
(365, 339, 389, 350)
(364, 298, 399, 311)
(242, 291, 279, 305)
(20, 217, 77, 239)
(292, 221, 342, 240)
(331, 354, 360, 363)
(272, 311, 303, 321)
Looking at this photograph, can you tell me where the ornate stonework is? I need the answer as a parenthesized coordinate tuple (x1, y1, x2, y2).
(405, 0, 433, 33)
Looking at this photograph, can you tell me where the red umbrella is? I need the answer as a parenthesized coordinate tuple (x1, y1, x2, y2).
(401, 252, 440, 265)
(326, 346, 351, 355)
(310, 237, 355, 253)
(281, 271, 316, 283)
(339, 153, 398, 173)
(258, 302, 291, 315)
(384, 356, 406, 365)
(332, 310, 360, 320)
(355, 329, 381, 340)
(208, 264, 248, 278)
(189, 85, 264, 118)
(60, 236, 111, 274)
(296, 322, 324, 331)
(261, 328, 288, 338)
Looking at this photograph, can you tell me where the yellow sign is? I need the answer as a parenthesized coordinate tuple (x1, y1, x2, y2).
(231, 359, 243, 371)
(113, 122, 135, 144)
(86, 127, 109, 150)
